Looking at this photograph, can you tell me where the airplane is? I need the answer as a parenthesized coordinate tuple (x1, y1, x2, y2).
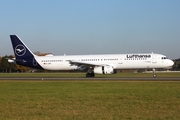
(9, 35, 174, 77)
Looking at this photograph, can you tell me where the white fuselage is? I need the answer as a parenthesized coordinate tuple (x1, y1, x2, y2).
(9, 35, 174, 77)
(34, 53, 174, 71)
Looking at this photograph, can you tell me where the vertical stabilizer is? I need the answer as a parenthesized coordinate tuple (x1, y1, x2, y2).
(10, 35, 43, 69)
(10, 35, 34, 59)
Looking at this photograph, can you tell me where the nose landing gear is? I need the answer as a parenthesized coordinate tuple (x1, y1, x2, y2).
(153, 68, 157, 78)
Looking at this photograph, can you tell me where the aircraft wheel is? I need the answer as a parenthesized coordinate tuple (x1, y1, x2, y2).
(153, 74, 157, 78)
(86, 73, 95, 77)
(91, 73, 95, 77)
(86, 73, 90, 77)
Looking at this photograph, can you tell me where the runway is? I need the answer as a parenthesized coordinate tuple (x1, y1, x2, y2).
(0, 77, 180, 81)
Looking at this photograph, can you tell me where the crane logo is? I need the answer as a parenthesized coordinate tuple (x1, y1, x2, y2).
(15, 45, 26, 56)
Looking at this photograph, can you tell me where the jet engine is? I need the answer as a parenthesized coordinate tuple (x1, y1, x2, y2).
(94, 66, 116, 74)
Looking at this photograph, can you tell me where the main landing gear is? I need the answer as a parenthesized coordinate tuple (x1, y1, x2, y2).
(86, 72, 95, 77)
(86, 68, 95, 77)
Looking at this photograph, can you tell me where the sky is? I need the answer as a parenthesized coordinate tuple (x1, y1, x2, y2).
(0, 0, 180, 59)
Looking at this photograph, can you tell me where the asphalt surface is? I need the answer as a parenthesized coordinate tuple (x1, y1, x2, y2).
(0, 77, 180, 81)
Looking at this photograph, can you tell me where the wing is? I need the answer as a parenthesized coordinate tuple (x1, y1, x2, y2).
(69, 60, 114, 70)
(70, 60, 100, 67)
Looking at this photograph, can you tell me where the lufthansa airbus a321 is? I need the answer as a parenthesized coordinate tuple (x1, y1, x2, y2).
(9, 35, 174, 77)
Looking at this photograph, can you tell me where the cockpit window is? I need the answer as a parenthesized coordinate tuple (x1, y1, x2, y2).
(161, 57, 168, 59)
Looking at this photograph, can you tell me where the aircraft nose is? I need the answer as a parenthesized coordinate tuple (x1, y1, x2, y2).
(169, 60, 174, 66)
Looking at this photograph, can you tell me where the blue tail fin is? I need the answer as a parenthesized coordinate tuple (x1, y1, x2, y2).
(10, 35, 43, 69)
(10, 35, 34, 59)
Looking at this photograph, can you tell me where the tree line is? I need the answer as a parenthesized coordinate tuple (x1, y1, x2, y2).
(0, 55, 180, 73)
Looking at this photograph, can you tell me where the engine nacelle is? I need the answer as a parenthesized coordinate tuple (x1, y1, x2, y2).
(94, 66, 115, 74)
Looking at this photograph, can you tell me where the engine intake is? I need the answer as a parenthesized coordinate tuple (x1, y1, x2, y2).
(94, 66, 115, 74)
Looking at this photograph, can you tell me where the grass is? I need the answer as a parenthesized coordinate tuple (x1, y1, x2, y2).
(0, 80, 180, 119)
(0, 72, 180, 78)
